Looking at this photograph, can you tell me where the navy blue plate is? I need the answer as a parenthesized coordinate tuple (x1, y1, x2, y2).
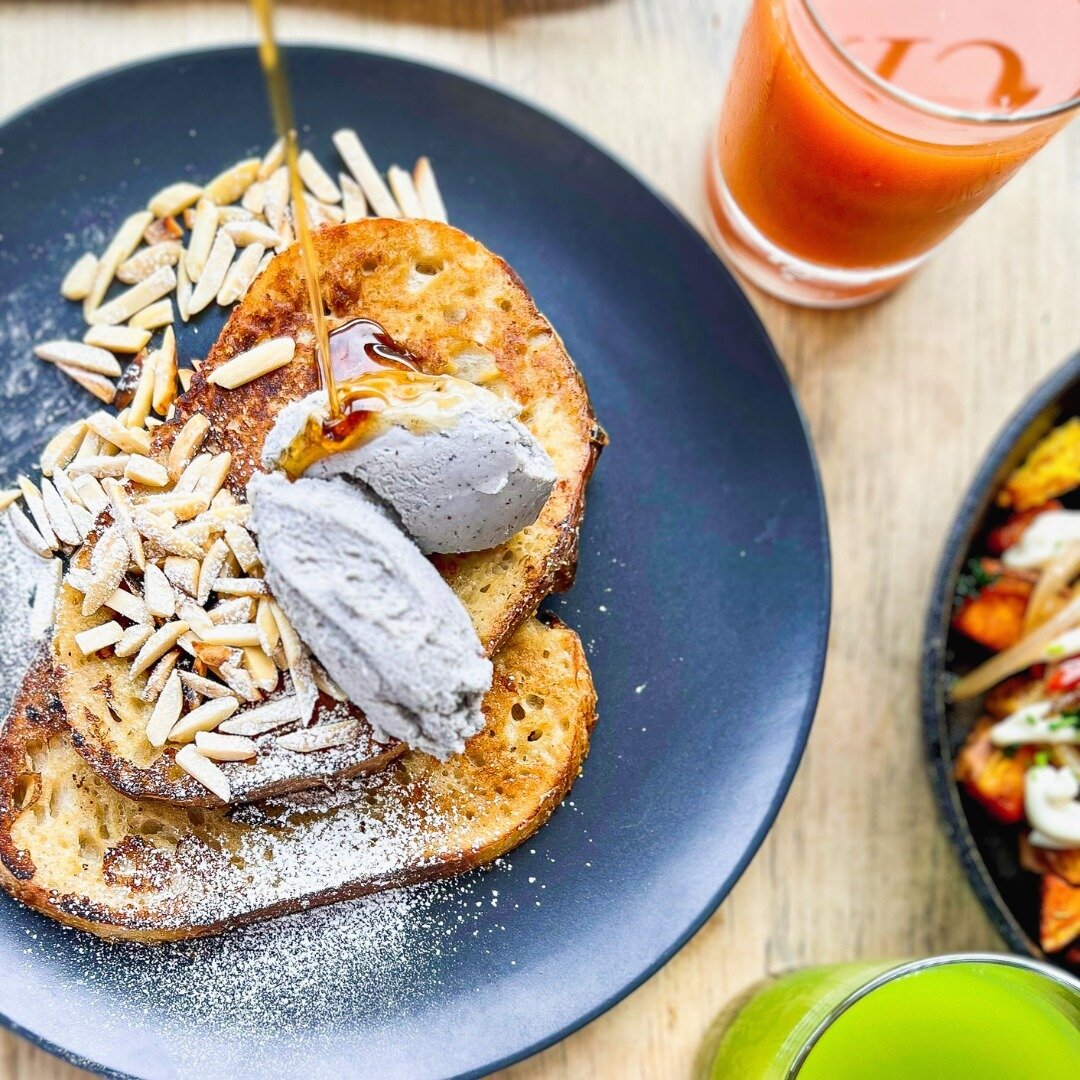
(923, 349, 1080, 972)
(0, 47, 829, 1079)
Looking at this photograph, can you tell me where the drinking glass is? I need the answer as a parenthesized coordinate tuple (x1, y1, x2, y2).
(696, 953, 1080, 1079)
(706, 0, 1080, 307)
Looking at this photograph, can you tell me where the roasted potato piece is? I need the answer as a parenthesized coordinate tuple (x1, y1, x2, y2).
(999, 419, 1080, 511)
(955, 718, 1034, 824)
(953, 560, 1033, 652)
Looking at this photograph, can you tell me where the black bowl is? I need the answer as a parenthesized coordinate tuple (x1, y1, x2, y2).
(922, 348, 1080, 969)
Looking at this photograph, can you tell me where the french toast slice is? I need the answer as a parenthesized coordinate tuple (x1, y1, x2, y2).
(53, 218, 602, 806)
(157, 218, 605, 653)
(0, 617, 596, 942)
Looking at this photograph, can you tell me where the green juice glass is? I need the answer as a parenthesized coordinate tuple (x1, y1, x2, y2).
(696, 954, 1080, 1079)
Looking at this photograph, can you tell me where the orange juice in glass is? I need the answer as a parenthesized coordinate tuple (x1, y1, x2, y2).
(706, 0, 1080, 307)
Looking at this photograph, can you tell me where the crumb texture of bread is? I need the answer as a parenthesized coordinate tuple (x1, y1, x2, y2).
(0, 618, 596, 941)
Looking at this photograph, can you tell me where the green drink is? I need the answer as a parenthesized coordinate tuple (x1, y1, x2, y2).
(700, 955, 1080, 1079)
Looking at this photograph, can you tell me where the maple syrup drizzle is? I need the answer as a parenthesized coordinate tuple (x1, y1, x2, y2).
(278, 319, 429, 478)
(252, 0, 340, 419)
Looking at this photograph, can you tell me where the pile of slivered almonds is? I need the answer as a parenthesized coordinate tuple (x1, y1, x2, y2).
(0, 131, 448, 802)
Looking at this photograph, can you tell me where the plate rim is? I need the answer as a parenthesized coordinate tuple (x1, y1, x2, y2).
(921, 347, 1080, 963)
(0, 43, 832, 1080)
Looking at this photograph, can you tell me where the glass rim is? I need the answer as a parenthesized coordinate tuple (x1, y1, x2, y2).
(786, 952, 1080, 1077)
(800, 0, 1080, 125)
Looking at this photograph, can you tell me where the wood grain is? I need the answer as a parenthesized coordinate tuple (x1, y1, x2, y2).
(1, 1, 1078, 1077)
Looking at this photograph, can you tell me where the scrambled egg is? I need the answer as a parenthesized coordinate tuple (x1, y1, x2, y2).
(999, 417, 1080, 511)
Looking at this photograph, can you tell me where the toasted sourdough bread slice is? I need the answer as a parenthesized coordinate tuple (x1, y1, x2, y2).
(157, 217, 605, 653)
(53, 218, 602, 807)
(0, 617, 596, 942)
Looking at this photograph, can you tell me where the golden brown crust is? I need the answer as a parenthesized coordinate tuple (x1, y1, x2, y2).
(0, 619, 596, 942)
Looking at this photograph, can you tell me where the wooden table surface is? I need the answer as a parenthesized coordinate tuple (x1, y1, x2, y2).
(1, 2, 1078, 1077)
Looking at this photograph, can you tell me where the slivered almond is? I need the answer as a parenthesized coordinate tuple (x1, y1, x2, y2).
(164, 556, 200, 596)
(193, 452, 232, 503)
(176, 254, 192, 322)
(152, 326, 178, 415)
(40, 419, 87, 477)
(125, 455, 169, 488)
(54, 364, 116, 404)
(52, 466, 92, 520)
(177, 368, 194, 392)
(253, 250, 274, 282)
(141, 648, 180, 703)
(75, 620, 124, 655)
(87, 266, 176, 326)
(413, 157, 448, 223)
(0, 490, 20, 512)
(243, 646, 279, 693)
(188, 231, 236, 316)
(179, 670, 232, 700)
(174, 744, 231, 801)
(275, 219, 295, 254)
(166, 414, 211, 482)
(176, 595, 215, 638)
(128, 299, 174, 330)
(130, 620, 189, 676)
(28, 557, 62, 640)
(219, 695, 301, 736)
(61, 252, 99, 301)
(241, 180, 266, 214)
(143, 563, 176, 619)
(115, 623, 153, 657)
(387, 165, 423, 218)
(83, 211, 153, 318)
(35, 340, 121, 378)
(340, 173, 366, 222)
(131, 508, 204, 559)
(87, 411, 151, 455)
(223, 524, 260, 573)
(299, 194, 344, 229)
(194, 623, 261, 648)
(219, 659, 261, 702)
(117, 241, 182, 285)
(142, 492, 208, 520)
(185, 197, 217, 281)
(67, 454, 129, 478)
(271, 600, 317, 723)
(209, 597, 255, 625)
(207, 337, 294, 389)
(217, 242, 265, 306)
(174, 451, 211, 494)
(39, 477, 81, 546)
(82, 526, 130, 616)
(332, 129, 399, 217)
(194, 730, 257, 761)
(7, 504, 52, 558)
(217, 205, 255, 225)
(255, 598, 280, 656)
(298, 150, 341, 203)
(263, 167, 289, 232)
(126, 352, 157, 429)
(103, 585, 152, 625)
(102, 477, 146, 569)
(74, 430, 102, 462)
(169, 696, 239, 743)
(198, 537, 230, 604)
(144, 216, 183, 245)
(259, 137, 285, 179)
(145, 671, 183, 747)
(276, 719, 359, 753)
(212, 577, 268, 596)
(205, 158, 259, 205)
(72, 474, 109, 515)
(82, 325, 151, 353)
(17, 477, 58, 550)
(222, 218, 279, 247)
(148, 181, 203, 218)
(312, 660, 347, 701)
